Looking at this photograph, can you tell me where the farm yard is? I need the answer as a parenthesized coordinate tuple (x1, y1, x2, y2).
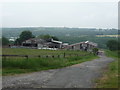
(2, 48, 98, 75)
(2, 49, 116, 88)
(1, 2, 119, 88)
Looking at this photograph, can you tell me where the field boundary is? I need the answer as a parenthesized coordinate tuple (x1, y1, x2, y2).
(1, 53, 91, 59)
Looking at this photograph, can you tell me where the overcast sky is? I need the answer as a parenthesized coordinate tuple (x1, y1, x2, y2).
(1, 1, 118, 29)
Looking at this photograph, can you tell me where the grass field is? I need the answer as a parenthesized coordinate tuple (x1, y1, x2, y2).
(2, 48, 88, 56)
(96, 50, 119, 88)
(96, 35, 120, 38)
(2, 48, 98, 75)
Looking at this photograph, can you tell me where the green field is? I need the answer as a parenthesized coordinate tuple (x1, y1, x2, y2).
(96, 50, 119, 88)
(2, 48, 98, 75)
(2, 48, 88, 56)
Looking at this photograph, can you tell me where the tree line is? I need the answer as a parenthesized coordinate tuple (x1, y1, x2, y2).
(2, 30, 59, 46)
(1, 30, 120, 51)
(106, 39, 120, 51)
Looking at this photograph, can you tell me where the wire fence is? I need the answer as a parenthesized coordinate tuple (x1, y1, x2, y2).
(1, 53, 92, 60)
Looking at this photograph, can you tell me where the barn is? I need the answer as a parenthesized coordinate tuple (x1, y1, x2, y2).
(22, 38, 62, 49)
(64, 41, 97, 51)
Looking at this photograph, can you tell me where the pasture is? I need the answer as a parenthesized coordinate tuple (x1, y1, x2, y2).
(2, 48, 98, 75)
(2, 48, 88, 56)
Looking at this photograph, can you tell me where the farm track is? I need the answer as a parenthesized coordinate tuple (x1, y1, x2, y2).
(2, 53, 114, 89)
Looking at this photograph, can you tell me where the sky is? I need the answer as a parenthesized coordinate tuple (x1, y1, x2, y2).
(0, 0, 118, 29)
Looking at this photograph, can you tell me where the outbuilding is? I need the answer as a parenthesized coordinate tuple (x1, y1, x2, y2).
(22, 38, 63, 50)
(64, 41, 97, 51)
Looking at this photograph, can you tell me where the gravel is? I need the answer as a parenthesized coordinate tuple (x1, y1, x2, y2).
(2, 54, 114, 89)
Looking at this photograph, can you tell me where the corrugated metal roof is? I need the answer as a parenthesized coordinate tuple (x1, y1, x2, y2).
(51, 39, 62, 44)
(67, 41, 97, 47)
(23, 38, 62, 44)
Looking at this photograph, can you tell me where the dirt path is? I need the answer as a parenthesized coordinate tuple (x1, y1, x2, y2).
(2, 53, 114, 89)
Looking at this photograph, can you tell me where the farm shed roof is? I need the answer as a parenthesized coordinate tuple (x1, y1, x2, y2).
(67, 41, 97, 47)
(51, 39, 62, 44)
(22, 38, 46, 44)
(22, 38, 62, 44)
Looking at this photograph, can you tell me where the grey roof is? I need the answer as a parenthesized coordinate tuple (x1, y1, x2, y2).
(85, 41, 97, 47)
(22, 38, 46, 44)
(68, 41, 97, 47)
(51, 39, 62, 44)
(22, 38, 62, 44)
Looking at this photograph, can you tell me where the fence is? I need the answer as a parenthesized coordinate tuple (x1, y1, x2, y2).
(1, 53, 92, 60)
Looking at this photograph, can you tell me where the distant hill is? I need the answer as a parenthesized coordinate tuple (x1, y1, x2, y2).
(2, 27, 118, 38)
(1, 27, 118, 49)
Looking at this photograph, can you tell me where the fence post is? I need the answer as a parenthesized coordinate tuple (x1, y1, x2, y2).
(38, 55, 41, 58)
(46, 55, 48, 58)
(25, 55, 28, 59)
(3, 55, 6, 60)
(52, 55, 54, 58)
(64, 52, 65, 58)
(58, 55, 60, 58)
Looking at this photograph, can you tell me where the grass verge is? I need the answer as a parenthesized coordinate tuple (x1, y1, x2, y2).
(95, 50, 119, 88)
(2, 48, 98, 76)
(3, 55, 98, 76)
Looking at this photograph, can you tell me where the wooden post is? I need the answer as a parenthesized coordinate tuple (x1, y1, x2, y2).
(64, 53, 65, 58)
(38, 55, 41, 58)
(46, 55, 48, 58)
(25, 55, 28, 59)
(52, 55, 54, 58)
(3, 55, 6, 60)
(58, 55, 60, 58)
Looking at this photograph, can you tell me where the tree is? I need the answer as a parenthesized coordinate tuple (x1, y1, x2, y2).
(15, 31, 34, 45)
(14, 38, 21, 45)
(106, 40, 118, 51)
(20, 31, 34, 42)
(39, 34, 51, 40)
(38, 34, 59, 41)
(51, 36, 59, 41)
(118, 41, 120, 50)
(2, 36, 9, 46)
(92, 48, 99, 55)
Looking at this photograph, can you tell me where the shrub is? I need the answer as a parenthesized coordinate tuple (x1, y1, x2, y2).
(92, 48, 99, 55)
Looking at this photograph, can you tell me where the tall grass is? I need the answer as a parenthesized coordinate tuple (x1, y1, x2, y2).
(2, 48, 98, 75)
(2, 48, 87, 56)
(96, 50, 119, 88)
(3, 58, 66, 69)
(105, 50, 120, 58)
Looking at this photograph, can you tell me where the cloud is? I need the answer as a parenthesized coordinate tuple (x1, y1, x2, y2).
(1, 2, 118, 28)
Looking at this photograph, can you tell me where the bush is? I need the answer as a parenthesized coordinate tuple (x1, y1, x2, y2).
(106, 40, 119, 51)
(2, 36, 9, 46)
(92, 48, 99, 55)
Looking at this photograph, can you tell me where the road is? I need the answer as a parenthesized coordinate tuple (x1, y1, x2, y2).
(2, 53, 114, 89)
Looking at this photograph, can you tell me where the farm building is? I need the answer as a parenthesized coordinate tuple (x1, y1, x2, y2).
(64, 41, 97, 51)
(22, 38, 62, 49)
(61, 43, 69, 49)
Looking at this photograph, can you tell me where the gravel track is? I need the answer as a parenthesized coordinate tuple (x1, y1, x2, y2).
(2, 53, 114, 89)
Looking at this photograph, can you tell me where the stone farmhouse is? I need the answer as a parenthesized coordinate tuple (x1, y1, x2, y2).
(21, 38, 97, 51)
(64, 41, 97, 51)
(22, 38, 62, 50)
